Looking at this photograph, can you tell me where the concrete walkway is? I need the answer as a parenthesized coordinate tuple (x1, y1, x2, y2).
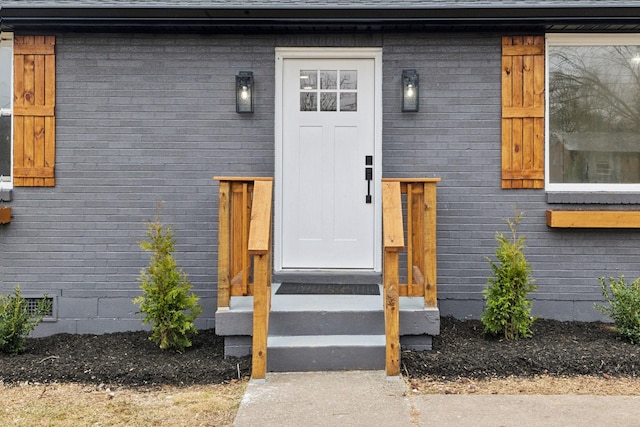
(234, 371, 640, 427)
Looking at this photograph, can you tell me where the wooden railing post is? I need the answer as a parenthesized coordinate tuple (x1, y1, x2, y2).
(248, 180, 273, 381)
(382, 181, 404, 377)
(423, 181, 438, 307)
(217, 181, 231, 308)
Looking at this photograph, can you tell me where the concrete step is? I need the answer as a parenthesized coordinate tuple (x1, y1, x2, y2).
(269, 309, 384, 336)
(269, 284, 384, 336)
(267, 289, 386, 371)
(267, 334, 385, 372)
(216, 283, 441, 362)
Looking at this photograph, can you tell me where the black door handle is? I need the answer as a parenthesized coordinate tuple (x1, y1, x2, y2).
(365, 156, 373, 204)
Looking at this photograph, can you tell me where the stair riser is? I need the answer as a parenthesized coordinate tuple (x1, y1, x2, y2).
(269, 311, 384, 336)
(267, 345, 385, 372)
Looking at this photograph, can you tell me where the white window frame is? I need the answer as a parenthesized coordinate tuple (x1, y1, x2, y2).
(546, 33, 640, 193)
(0, 32, 13, 190)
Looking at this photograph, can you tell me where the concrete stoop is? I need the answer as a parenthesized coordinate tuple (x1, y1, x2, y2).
(215, 283, 440, 372)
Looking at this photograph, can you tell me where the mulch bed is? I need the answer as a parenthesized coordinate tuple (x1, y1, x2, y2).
(0, 330, 251, 387)
(1, 317, 638, 387)
(403, 317, 640, 380)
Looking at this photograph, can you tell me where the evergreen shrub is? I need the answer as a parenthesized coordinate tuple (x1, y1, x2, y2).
(596, 276, 640, 344)
(0, 286, 51, 354)
(134, 210, 202, 352)
(481, 212, 537, 340)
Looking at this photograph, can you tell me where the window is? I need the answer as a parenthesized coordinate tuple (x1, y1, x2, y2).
(547, 34, 640, 192)
(299, 69, 357, 112)
(0, 33, 12, 189)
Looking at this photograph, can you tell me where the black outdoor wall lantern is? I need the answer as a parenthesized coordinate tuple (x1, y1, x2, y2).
(402, 69, 419, 112)
(236, 71, 254, 113)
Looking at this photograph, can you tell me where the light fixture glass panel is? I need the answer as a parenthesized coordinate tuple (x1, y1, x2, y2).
(300, 70, 317, 90)
(340, 70, 357, 90)
(320, 93, 337, 111)
(300, 92, 317, 111)
(340, 93, 357, 111)
(402, 69, 419, 112)
(320, 70, 337, 90)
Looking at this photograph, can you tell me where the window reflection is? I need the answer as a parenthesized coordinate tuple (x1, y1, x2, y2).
(549, 45, 640, 184)
(300, 70, 317, 90)
(300, 69, 357, 112)
(320, 71, 337, 90)
(300, 93, 317, 112)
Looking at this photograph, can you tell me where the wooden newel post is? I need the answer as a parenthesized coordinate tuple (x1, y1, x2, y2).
(251, 253, 270, 380)
(384, 250, 400, 377)
(248, 180, 273, 381)
(423, 181, 438, 307)
(217, 181, 231, 308)
(382, 181, 404, 377)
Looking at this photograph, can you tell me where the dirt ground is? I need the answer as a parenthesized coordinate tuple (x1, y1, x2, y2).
(1, 317, 639, 393)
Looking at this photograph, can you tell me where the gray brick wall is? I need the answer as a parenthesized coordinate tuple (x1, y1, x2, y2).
(1, 33, 276, 335)
(1, 31, 637, 336)
(382, 32, 637, 322)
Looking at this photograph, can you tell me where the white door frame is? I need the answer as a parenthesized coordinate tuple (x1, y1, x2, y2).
(274, 47, 383, 273)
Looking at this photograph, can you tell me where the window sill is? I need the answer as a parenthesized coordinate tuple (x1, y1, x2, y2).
(546, 210, 640, 228)
(546, 192, 640, 205)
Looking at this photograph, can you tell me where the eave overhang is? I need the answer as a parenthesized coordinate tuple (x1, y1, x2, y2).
(3, 6, 640, 33)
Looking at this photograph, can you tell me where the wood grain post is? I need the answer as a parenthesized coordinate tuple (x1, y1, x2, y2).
(248, 180, 273, 381)
(424, 181, 438, 308)
(382, 181, 404, 377)
(217, 181, 231, 308)
(251, 253, 269, 380)
(384, 250, 400, 377)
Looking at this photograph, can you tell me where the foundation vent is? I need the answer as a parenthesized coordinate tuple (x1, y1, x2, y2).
(25, 296, 57, 321)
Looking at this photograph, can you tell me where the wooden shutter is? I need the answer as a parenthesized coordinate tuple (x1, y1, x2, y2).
(501, 36, 544, 189)
(13, 35, 56, 187)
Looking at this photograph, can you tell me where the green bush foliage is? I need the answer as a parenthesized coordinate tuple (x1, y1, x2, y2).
(0, 286, 52, 354)
(481, 212, 537, 340)
(595, 276, 640, 344)
(134, 211, 202, 352)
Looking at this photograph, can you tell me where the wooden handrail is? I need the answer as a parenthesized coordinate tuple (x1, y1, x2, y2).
(248, 180, 273, 381)
(214, 176, 273, 380)
(381, 178, 440, 306)
(382, 181, 403, 377)
(214, 177, 274, 308)
(382, 181, 405, 251)
(382, 178, 440, 377)
(248, 181, 273, 254)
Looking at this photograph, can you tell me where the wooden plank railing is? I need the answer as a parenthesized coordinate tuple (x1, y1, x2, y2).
(214, 177, 274, 308)
(248, 180, 273, 380)
(382, 178, 440, 377)
(214, 177, 273, 380)
(382, 178, 441, 307)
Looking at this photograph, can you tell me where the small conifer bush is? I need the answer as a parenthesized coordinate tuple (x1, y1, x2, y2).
(595, 276, 640, 344)
(134, 209, 202, 352)
(482, 212, 537, 340)
(0, 286, 52, 354)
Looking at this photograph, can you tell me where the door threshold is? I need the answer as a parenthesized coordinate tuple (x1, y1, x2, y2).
(273, 271, 382, 285)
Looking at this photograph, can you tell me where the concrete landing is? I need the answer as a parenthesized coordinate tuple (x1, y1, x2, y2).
(234, 371, 410, 427)
(234, 371, 640, 427)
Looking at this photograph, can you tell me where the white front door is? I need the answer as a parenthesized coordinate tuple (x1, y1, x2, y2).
(275, 49, 382, 271)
